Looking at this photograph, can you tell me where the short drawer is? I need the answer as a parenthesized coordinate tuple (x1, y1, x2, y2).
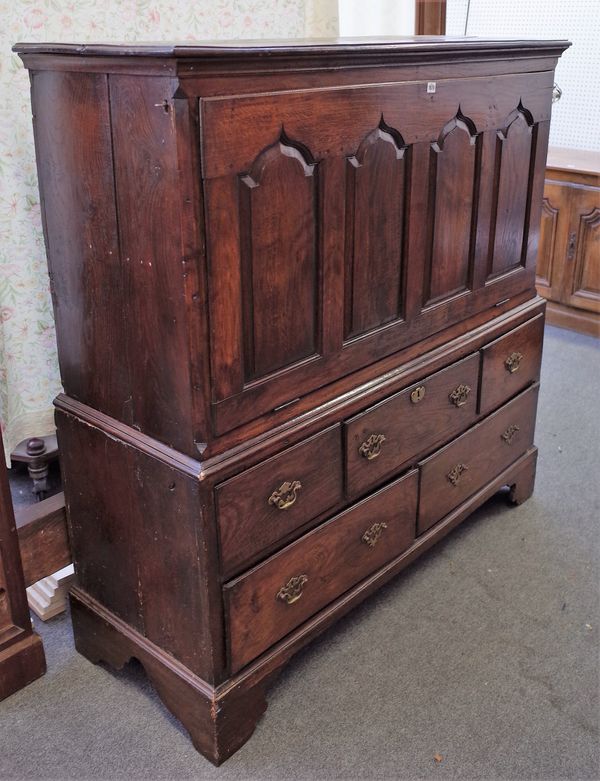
(216, 425, 343, 577)
(418, 383, 539, 534)
(479, 315, 544, 416)
(345, 353, 480, 499)
(224, 470, 418, 673)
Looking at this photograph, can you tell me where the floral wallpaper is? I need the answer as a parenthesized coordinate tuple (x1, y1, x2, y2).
(0, 1, 338, 462)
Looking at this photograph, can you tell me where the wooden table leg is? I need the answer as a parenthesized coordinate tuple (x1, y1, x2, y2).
(0, 437, 46, 700)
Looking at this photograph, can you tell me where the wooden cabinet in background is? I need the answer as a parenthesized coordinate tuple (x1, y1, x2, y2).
(536, 148, 600, 337)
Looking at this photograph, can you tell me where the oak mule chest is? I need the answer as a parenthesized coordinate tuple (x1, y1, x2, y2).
(16, 37, 569, 764)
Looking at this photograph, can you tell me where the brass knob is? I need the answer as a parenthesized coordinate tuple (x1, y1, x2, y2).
(411, 385, 426, 404)
(359, 433, 386, 460)
(268, 480, 302, 510)
(447, 463, 468, 487)
(505, 351, 523, 374)
(501, 424, 520, 445)
(449, 383, 471, 407)
(362, 522, 388, 548)
(276, 574, 308, 604)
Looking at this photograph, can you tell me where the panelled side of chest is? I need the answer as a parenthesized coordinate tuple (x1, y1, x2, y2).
(28, 69, 207, 457)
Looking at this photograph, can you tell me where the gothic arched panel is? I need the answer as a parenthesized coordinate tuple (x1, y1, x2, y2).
(423, 115, 480, 306)
(240, 136, 319, 380)
(344, 123, 408, 340)
(488, 108, 535, 279)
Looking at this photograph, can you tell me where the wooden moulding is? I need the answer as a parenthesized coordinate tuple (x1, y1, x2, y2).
(69, 447, 537, 766)
(54, 296, 546, 485)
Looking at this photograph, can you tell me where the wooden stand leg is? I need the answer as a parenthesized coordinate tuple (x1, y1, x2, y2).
(508, 446, 538, 505)
(0, 436, 46, 700)
(69, 587, 274, 766)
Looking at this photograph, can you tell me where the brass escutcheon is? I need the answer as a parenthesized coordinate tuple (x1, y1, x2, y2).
(447, 463, 468, 487)
(359, 433, 386, 460)
(501, 424, 520, 445)
(276, 574, 308, 605)
(505, 351, 523, 374)
(411, 385, 426, 404)
(362, 522, 388, 548)
(268, 480, 302, 510)
(449, 383, 471, 407)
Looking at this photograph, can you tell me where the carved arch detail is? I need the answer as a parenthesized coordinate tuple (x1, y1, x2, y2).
(348, 116, 407, 168)
(496, 101, 534, 141)
(432, 107, 479, 152)
(241, 129, 316, 189)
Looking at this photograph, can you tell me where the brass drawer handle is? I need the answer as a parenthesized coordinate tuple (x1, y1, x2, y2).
(447, 463, 468, 486)
(359, 433, 386, 460)
(362, 522, 388, 548)
(501, 424, 520, 445)
(268, 480, 302, 510)
(276, 574, 308, 605)
(505, 351, 523, 374)
(410, 385, 426, 404)
(449, 383, 471, 407)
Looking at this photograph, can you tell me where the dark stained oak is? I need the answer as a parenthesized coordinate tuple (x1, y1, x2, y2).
(424, 116, 480, 306)
(418, 383, 539, 533)
(479, 314, 544, 415)
(240, 137, 319, 379)
(487, 109, 536, 279)
(15, 37, 568, 765)
(216, 425, 344, 578)
(224, 471, 418, 673)
(344, 124, 408, 338)
(345, 352, 480, 499)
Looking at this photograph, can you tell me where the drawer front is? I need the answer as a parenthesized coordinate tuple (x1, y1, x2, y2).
(479, 315, 544, 415)
(345, 353, 480, 499)
(216, 426, 343, 577)
(225, 470, 418, 673)
(418, 384, 539, 534)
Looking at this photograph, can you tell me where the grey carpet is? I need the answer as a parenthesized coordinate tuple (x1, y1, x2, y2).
(1, 324, 599, 781)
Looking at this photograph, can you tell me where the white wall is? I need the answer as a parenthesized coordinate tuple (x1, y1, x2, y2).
(338, 0, 415, 37)
(447, 0, 600, 151)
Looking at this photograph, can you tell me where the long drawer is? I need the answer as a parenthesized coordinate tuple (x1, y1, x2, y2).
(345, 353, 480, 499)
(418, 383, 540, 534)
(224, 470, 418, 673)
